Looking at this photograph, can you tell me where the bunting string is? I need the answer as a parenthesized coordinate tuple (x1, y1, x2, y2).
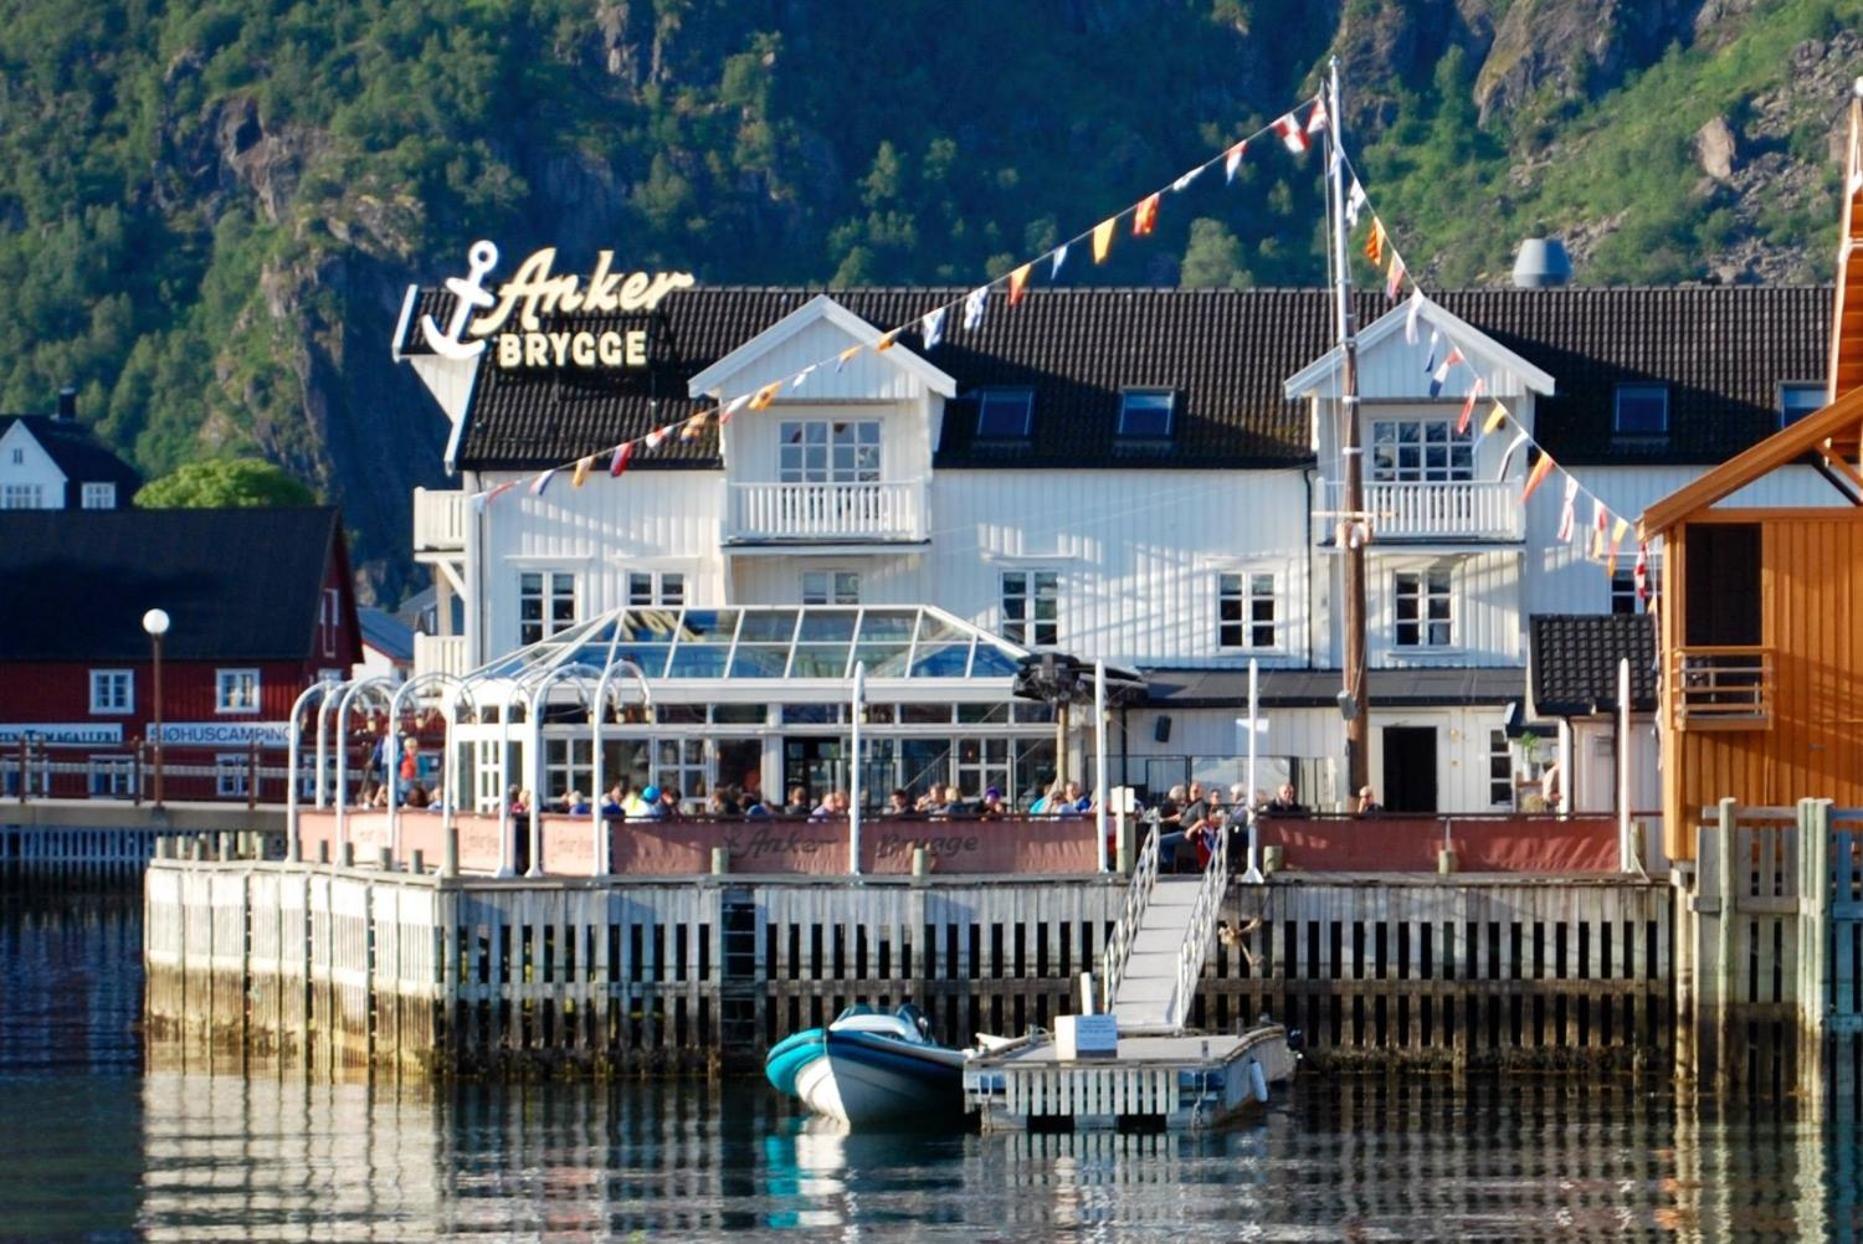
(467, 94, 1331, 510)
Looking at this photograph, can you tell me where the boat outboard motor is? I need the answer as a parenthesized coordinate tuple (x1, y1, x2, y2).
(896, 1002, 931, 1039)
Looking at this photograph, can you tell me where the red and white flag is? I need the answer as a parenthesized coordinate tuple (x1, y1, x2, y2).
(1591, 499, 1609, 558)
(1634, 543, 1651, 603)
(608, 441, 634, 477)
(1457, 375, 1485, 435)
(1557, 475, 1580, 543)
(1306, 96, 1328, 134)
(1385, 254, 1406, 302)
(1429, 345, 1465, 398)
(1224, 140, 1247, 184)
(1274, 113, 1309, 154)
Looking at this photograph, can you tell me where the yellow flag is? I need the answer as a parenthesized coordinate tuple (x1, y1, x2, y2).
(1481, 401, 1509, 436)
(748, 380, 781, 412)
(1092, 217, 1116, 263)
(836, 344, 862, 370)
(1364, 218, 1386, 266)
(1133, 193, 1160, 237)
(1606, 518, 1630, 577)
(680, 410, 711, 442)
(1521, 453, 1556, 503)
(1007, 263, 1031, 306)
(571, 455, 593, 488)
(874, 328, 901, 352)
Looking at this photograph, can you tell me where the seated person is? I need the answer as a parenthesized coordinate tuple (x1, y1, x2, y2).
(783, 786, 812, 817)
(1354, 786, 1382, 816)
(404, 782, 431, 810)
(884, 789, 913, 816)
(977, 787, 1008, 820)
(811, 790, 850, 820)
(1265, 782, 1307, 816)
(563, 789, 591, 816)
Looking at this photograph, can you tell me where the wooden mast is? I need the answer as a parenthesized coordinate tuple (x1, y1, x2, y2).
(1325, 58, 1370, 798)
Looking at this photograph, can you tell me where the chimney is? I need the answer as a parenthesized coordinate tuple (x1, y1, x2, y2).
(1511, 238, 1572, 289)
(55, 385, 76, 421)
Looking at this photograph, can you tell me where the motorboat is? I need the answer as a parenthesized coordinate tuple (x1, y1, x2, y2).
(764, 1003, 967, 1128)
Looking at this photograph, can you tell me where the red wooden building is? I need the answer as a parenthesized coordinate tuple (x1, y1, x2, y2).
(0, 506, 362, 800)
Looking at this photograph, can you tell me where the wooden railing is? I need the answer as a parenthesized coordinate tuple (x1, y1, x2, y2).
(412, 632, 467, 680)
(726, 480, 926, 542)
(1321, 479, 1522, 541)
(1672, 645, 1773, 730)
(412, 487, 466, 551)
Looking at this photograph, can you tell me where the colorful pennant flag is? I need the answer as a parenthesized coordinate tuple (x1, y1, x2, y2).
(484, 481, 516, 508)
(875, 328, 901, 352)
(1224, 141, 1247, 183)
(748, 380, 782, 411)
(836, 344, 862, 372)
(1556, 475, 1579, 542)
(529, 468, 556, 496)
(1345, 179, 1367, 228)
(1386, 254, 1407, 302)
(1457, 376, 1485, 435)
(1634, 543, 1651, 603)
(1171, 166, 1203, 193)
(963, 285, 989, 331)
(1496, 431, 1531, 482)
(1428, 346, 1464, 398)
(1092, 217, 1117, 264)
(1423, 329, 1439, 374)
(644, 426, 669, 450)
(1480, 401, 1510, 438)
(789, 364, 817, 390)
(1591, 499, 1609, 558)
(1607, 518, 1630, 577)
(1274, 112, 1309, 154)
(1405, 287, 1425, 345)
(1364, 218, 1386, 267)
(1008, 263, 1032, 306)
(680, 411, 709, 442)
(719, 393, 751, 425)
(1051, 244, 1069, 278)
(608, 441, 634, 477)
(1522, 452, 1557, 503)
(572, 455, 594, 487)
(921, 307, 947, 349)
(1133, 193, 1160, 237)
(1307, 96, 1329, 134)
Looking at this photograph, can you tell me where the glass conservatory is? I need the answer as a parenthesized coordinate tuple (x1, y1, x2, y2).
(450, 604, 1068, 813)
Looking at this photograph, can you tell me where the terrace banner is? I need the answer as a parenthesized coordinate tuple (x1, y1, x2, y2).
(1260, 815, 1620, 874)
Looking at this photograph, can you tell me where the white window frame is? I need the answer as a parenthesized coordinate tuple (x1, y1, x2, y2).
(1487, 729, 1514, 809)
(778, 418, 881, 485)
(320, 588, 340, 658)
(1393, 567, 1454, 649)
(1116, 389, 1176, 439)
(1370, 417, 1474, 483)
(626, 570, 686, 608)
(1217, 572, 1279, 650)
(801, 569, 861, 605)
(1610, 557, 1661, 615)
(8, 447, 21, 465)
(1779, 381, 1825, 428)
(1613, 384, 1669, 439)
(653, 737, 707, 805)
(2, 482, 43, 509)
(80, 482, 116, 509)
(215, 753, 250, 798)
(89, 755, 136, 799)
(89, 669, 134, 714)
(215, 668, 262, 714)
(1001, 570, 1059, 648)
(975, 389, 1034, 440)
(518, 570, 577, 644)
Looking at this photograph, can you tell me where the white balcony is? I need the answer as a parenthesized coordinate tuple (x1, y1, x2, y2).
(1320, 479, 1523, 543)
(413, 487, 466, 554)
(413, 633, 467, 681)
(725, 480, 928, 546)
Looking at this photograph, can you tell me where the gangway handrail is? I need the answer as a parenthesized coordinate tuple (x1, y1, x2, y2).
(1099, 816, 1160, 1013)
(1165, 817, 1233, 1032)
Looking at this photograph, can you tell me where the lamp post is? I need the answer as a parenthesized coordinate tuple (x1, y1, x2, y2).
(142, 609, 170, 808)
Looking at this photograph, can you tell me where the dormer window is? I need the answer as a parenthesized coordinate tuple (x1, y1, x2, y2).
(1613, 384, 1669, 440)
(81, 482, 115, 509)
(1118, 389, 1176, 439)
(1780, 381, 1825, 427)
(975, 389, 1033, 440)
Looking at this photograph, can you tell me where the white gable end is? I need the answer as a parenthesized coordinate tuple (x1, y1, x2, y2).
(0, 421, 66, 508)
(1284, 297, 1556, 403)
(687, 295, 957, 403)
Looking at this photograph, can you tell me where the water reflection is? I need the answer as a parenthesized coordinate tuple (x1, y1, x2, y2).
(5, 886, 1863, 1237)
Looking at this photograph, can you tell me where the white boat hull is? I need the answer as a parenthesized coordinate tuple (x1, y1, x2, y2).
(792, 1039, 966, 1128)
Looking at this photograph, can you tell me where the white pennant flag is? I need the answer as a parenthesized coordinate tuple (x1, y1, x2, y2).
(1344, 179, 1367, 229)
(1224, 140, 1247, 183)
(1405, 287, 1426, 345)
(1051, 244, 1068, 278)
(789, 364, 817, 390)
(921, 307, 946, 349)
(1274, 113, 1309, 154)
(1423, 328, 1439, 374)
(1557, 475, 1580, 543)
(963, 285, 989, 332)
(1496, 431, 1531, 483)
(1307, 96, 1329, 133)
(1171, 166, 1203, 192)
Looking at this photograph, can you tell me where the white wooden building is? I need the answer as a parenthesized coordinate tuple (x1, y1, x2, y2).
(395, 266, 1835, 814)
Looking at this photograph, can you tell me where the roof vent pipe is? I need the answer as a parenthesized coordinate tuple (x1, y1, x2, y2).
(1511, 238, 1572, 289)
(56, 385, 76, 420)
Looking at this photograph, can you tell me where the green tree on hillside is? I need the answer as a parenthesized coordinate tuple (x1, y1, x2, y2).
(135, 458, 317, 509)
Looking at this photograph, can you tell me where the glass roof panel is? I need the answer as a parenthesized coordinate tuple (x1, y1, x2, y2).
(617, 610, 682, 643)
(729, 644, 789, 678)
(856, 609, 917, 642)
(798, 610, 857, 642)
(852, 642, 912, 678)
(673, 610, 740, 644)
(665, 644, 730, 678)
(789, 645, 851, 679)
(738, 610, 800, 643)
(910, 642, 971, 678)
(970, 645, 1022, 678)
(915, 611, 965, 643)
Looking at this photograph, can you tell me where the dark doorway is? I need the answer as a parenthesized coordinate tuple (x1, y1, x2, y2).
(782, 737, 844, 805)
(1382, 727, 1438, 813)
(1684, 522, 1762, 646)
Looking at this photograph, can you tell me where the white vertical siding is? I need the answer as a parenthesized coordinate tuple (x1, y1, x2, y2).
(1363, 549, 1521, 668)
(0, 422, 67, 507)
(709, 316, 931, 406)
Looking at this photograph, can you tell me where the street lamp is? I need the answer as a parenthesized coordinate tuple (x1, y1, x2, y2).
(142, 608, 170, 808)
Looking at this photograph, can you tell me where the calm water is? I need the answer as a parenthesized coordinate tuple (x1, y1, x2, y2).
(4, 886, 1862, 1240)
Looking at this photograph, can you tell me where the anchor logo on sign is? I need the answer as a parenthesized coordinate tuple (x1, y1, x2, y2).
(420, 240, 499, 360)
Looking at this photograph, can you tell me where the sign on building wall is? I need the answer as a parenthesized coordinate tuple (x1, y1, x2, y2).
(154, 722, 291, 748)
(0, 723, 123, 746)
(419, 240, 695, 370)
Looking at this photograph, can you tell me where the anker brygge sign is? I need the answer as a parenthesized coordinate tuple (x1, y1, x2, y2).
(421, 240, 694, 369)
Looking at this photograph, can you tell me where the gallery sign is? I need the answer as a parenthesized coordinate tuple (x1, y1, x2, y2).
(420, 240, 695, 370)
(0, 722, 123, 746)
(154, 722, 291, 748)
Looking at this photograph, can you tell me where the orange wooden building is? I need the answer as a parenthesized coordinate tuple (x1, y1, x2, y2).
(1639, 90, 1863, 858)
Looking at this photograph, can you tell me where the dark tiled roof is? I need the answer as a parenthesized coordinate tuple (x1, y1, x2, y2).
(1528, 613, 1658, 717)
(1141, 666, 1525, 708)
(407, 283, 1832, 472)
(0, 508, 350, 662)
(0, 415, 142, 502)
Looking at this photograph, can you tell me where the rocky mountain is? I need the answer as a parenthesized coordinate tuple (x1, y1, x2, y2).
(2, 0, 1858, 599)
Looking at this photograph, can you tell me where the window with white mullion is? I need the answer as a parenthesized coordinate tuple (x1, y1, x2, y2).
(1218, 573, 1277, 650)
(802, 570, 860, 605)
(1001, 570, 1058, 648)
(519, 571, 577, 644)
(778, 419, 882, 485)
(627, 571, 685, 607)
(89, 669, 134, 714)
(1370, 419, 1473, 484)
(1393, 567, 1454, 648)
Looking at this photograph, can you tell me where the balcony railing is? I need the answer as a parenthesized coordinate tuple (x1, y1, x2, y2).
(413, 487, 466, 552)
(1320, 479, 1523, 542)
(726, 480, 927, 544)
(413, 633, 467, 681)
(1671, 645, 1773, 730)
